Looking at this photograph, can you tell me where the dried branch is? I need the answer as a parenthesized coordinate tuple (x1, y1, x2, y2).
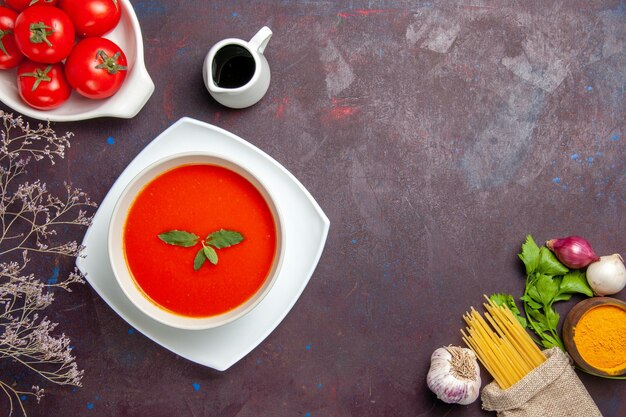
(0, 110, 96, 417)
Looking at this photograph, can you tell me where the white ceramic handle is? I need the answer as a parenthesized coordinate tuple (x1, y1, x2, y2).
(249, 26, 272, 54)
(108, 64, 155, 118)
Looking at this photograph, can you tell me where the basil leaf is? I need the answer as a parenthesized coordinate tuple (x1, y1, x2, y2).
(158, 230, 199, 247)
(193, 248, 206, 271)
(158, 228, 243, 271)
(518, 235, 540, 275)
(537, 247, 569, 276)
(560, 270, 593, 297)
(206, 229, 244, 249)
(203, 246, 218, 265)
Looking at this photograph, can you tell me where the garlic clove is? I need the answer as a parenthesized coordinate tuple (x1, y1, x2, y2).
(426, 346, 481, 405)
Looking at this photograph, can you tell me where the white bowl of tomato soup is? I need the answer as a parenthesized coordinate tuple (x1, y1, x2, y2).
(108, 152, 285, 330)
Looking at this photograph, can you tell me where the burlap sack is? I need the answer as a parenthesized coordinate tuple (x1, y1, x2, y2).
(481, 347, 602, 417)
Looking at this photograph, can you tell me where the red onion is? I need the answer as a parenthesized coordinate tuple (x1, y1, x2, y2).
(546, 236, 600, 269)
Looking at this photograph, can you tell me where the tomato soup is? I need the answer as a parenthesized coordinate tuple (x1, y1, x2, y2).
(123, 164, 277, 317)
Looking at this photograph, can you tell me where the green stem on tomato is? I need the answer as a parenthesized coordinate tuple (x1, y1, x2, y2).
(28, 22, 54, 47)
(94, 50, 127, 74)
(0, 29, 12, 56)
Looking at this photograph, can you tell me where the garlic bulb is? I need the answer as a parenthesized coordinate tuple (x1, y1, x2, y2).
(427, 346, 481, 405)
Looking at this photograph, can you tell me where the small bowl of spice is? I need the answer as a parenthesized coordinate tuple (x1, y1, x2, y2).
(563, 297, 626, 377)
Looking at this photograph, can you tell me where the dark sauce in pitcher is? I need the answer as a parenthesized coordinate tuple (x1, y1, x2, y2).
(212, 45, 256, 88)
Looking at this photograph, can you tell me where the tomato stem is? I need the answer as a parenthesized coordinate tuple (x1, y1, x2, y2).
(0, 29, 12, 56)
(29, 22, 54, 47)
(20, 65, 53, 91)
(94, 50, 127, 74)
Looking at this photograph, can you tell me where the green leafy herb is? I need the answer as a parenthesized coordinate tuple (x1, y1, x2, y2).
(157, 230, 199, 247)
(158, 229, 244, 271)
(493, 235, 594, 350)
(203, 245, 218, 265)
(537, 247, 569, 276)
(489, 293, 527, 328)
(560, 270, 593, 297)
(518, 234, 540, 275)
(193, 248, 206, 271)
(206, 229, 244, 249)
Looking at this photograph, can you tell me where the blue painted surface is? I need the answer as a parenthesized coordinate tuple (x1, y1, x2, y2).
(552, 177, 561, 184)
(133, 0, 166, 18)
(87, 402, 94, 410)
(192, 382, 201, 392)
(106, 136, 115, 145)
(47, 266, 59, 285)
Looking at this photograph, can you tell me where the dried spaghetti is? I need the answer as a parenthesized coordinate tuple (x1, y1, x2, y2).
(461, 297, 546, 389)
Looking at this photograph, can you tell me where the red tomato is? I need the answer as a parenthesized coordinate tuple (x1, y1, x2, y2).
(64, 37, 127, 99)
(4, 0, 58, 12)
(14, 6, 74, 63)
(0, 6, 24, 69)
(17, 60, 71, 109)
(58, 0, 121, 37)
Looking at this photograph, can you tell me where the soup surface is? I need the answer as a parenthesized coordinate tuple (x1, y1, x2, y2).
(124, 164, 276, 317)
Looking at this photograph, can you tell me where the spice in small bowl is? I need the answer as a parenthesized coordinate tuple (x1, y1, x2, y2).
(563, 297, 626, 376)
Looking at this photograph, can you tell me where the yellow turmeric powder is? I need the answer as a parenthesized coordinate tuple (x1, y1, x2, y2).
(573, 305, 626, 375)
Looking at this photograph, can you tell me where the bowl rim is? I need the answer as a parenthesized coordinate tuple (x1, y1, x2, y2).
(562, 297, 626, 376)
(107, 151, 286, 330)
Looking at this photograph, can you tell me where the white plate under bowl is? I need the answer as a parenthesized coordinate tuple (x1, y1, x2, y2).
(76, 117, 330, 371)
(0, 0, 154, 121)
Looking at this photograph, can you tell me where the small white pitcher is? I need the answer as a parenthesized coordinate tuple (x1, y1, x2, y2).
(203, 27, 273, 109)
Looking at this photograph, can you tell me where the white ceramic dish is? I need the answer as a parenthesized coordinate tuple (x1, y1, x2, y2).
(76, 117, 329, 371)
(0, 0, 154, 121)
(108, 152, 285, 330)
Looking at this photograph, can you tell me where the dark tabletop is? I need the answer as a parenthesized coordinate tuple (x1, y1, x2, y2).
(1, 0, 625, 416)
